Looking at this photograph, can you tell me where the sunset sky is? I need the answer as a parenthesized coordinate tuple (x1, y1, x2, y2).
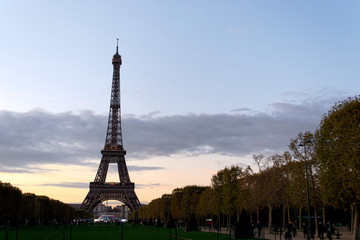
(1, 1, 360, 205)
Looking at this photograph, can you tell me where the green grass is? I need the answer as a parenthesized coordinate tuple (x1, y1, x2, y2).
(0, 223, 235, 240)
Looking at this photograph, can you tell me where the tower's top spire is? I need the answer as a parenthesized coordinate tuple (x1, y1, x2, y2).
(116, 38, 119, 53)
(112, 38, 121, 65)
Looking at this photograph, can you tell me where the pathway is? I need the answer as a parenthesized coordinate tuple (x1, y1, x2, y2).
(263, 227, 353, 240)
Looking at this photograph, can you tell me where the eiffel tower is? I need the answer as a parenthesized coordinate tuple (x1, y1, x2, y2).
(81, 41, 141, 212)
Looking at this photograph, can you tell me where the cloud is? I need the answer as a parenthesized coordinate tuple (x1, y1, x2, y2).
(0, 97, 338, 172)
(38, 182, 167, 190)
(136, 183, 167, 189)
(230, 108, 252, 113)
(128, 166, 165, 171)
(40, 182, 89, 189)
(122, 100, 329, 158)
(0, 110, 104, 169)
(0, 166, 60, 174)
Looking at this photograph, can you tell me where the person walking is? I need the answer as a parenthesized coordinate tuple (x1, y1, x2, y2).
(303, 222, 308, 239)
(326, 221, 334, 240)
(318, 222, 325, 240)
(309, 223, 315, 240)
(256, 221, 263, 238)
(285, 230, 292, 240)
(293, 221, 297, 237)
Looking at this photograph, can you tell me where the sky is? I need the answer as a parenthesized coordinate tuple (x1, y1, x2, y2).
(0, 1, 359, 205)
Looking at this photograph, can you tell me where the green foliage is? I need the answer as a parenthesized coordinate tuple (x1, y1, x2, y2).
(35, 196, 50, 224)
(0, 181, 22, 224)
(170, 189, 183, 219)
(289, 132, 316, 208)
(181, 186, 207, 219)
(316, 96, 360, 207)
(196, 187, 216, 217)
(20, 193, 36, 224)
(211, 165, 243, 216)
(0, 181, 82, 225)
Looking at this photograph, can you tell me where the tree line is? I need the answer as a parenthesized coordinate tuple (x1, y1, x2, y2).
(0, 182, 91, 226)
(129, 96, 360, 240)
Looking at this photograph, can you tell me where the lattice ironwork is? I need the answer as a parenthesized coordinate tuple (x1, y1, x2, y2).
(81, 41, 140, 212)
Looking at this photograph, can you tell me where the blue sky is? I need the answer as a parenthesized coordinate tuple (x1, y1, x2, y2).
(0, 1, 359, 203)
(2, 1, 359, 115)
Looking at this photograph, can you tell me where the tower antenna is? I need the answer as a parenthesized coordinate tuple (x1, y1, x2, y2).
(116, 38, 119, 53)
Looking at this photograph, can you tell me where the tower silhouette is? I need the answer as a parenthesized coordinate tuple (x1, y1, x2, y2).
(81, 41, 141, 212)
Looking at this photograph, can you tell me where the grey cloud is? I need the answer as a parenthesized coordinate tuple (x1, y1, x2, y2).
(230, 108, 252, 113)
(128, 166, 165, 171)
(0, 98, 336, 171)
(0, 166, 60, 174)
(39, 182, 165, 190)
(135, 183, 167, 189)
(0, 109, 105, 170)
(29, 176, 164, 195)
(40, 182, 89, 189)
(123, 101, 328, 158)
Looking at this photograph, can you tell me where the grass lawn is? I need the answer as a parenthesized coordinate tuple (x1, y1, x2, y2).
(0, 223, 237, 240)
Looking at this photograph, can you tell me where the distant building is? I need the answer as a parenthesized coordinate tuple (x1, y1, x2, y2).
(113, 205, 130, 219)
(93, 204, 130, 219)
(93, 203, 106, 213)
(68, 202, 130, 219)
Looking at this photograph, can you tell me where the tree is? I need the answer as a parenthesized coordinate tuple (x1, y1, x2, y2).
(196, 187, 216, 219)
(20, 193, 36, 225)
(34, 196, 50, 224)
(211, 165, 249, 227)
(170, 188, 183, 220)
(245, 170, 263, 223)
(316, 96, 360, 240)
(181, 185, 206, 222)
(0, 182, 22, 225)
(289, 131, 324, 231)
(160, 194, 171, 220)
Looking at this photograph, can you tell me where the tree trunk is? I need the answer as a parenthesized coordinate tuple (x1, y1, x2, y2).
(352, 203, 359, 240)
(314, 206, 318, 235)
(322, 207, 326, 225)
(283, 205, 286, 228)
(299, 207, 302, 230)
(256, 206, 259, 223)
(268, 203, 273, 232)
(351, 204, 354, 233)
(287, 206, 291, 224)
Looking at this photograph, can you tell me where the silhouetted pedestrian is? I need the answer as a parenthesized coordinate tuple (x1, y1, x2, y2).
(292, 221, 297, 237)
(256, 221, 263, 238)
(287, 221, 294, 237)
(318, 222, 325, 240)
(285, 230, 292, 240)
(326, 221, 335, 240)
(310, 223, 315, 240)
(303, 222, 308, 239)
